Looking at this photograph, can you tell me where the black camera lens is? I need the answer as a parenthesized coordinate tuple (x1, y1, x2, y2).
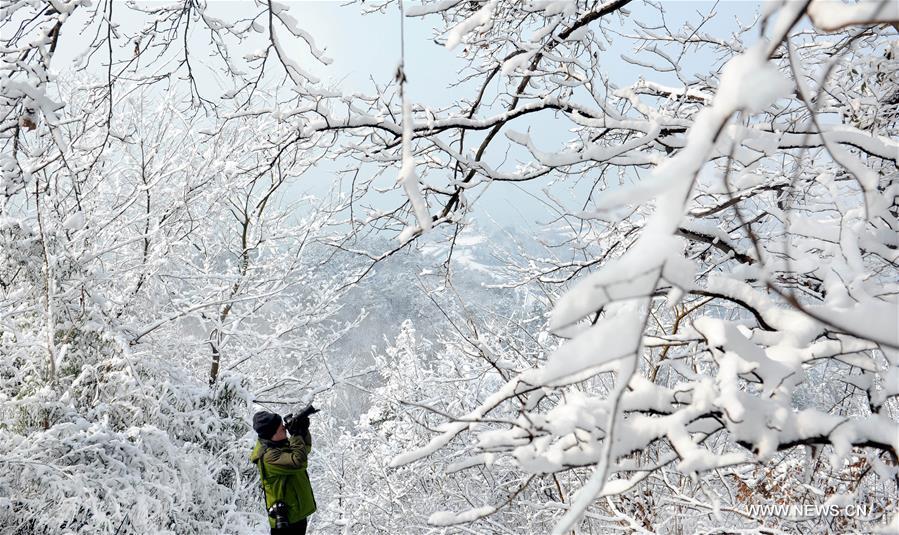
(268, 501, 289, 528)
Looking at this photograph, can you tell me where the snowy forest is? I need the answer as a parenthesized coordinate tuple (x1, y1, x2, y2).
(1, 0, 898, 533)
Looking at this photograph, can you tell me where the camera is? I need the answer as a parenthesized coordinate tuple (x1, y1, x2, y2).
(283, 404, 319, 430)
(267, 500, 289, 529)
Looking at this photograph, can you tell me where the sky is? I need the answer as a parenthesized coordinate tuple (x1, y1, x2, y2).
(50, 0, 764, 239)
(283, 1, 762, 236)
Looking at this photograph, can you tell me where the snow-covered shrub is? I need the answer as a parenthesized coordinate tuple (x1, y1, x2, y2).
(314, 317, 567, 534)
(0, 324, 258, 535)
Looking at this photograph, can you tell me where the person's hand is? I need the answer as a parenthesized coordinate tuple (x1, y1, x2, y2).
(287, 415, 310, 436)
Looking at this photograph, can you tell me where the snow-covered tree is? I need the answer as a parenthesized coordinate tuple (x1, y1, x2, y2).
(298, 1, 899, 533)
(3, 0, 898, 534)
(1, 56, 347, 535)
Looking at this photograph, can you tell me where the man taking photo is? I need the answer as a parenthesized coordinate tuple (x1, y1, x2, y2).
(250, 406, 318, 534)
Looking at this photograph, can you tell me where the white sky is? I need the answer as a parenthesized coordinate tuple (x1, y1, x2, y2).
(50, 1, 763, 237)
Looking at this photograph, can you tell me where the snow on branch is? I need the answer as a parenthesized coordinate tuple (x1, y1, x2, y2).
(808, 0, 899, 32)
(371, 1, 899, 532)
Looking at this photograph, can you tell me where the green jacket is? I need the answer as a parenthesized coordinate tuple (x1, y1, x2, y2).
(250, 432, 317, 527)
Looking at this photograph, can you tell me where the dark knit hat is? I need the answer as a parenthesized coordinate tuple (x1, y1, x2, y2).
(253, 411, 282, 439)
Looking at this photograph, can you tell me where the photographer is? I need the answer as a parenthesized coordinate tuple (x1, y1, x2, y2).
(250, 406, 318, 534)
